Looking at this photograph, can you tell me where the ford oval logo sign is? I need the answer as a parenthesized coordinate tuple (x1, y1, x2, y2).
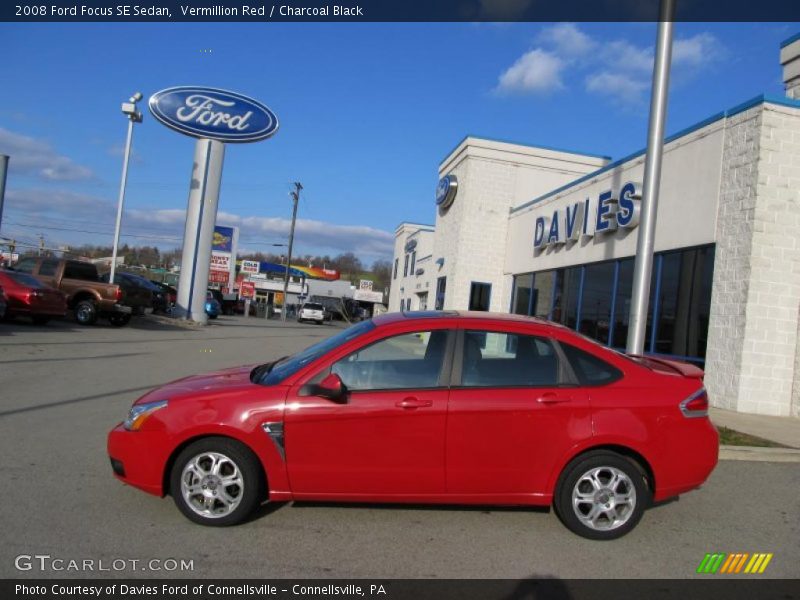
(149, 86, 279, 143)
(436, 174, 458, 209)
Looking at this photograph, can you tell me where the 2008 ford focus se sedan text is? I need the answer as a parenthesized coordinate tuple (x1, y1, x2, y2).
(107, 311, 718, 540)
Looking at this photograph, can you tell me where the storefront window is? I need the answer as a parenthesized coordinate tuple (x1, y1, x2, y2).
(552, 267, 581, 329)
(469, 282, 491, 311)
(653, 246, 714, 358)
(511, 273, 533, 315)
(531, 270, 555, 318)
(517, 244, 715, 362)
(579, 261, 615, 344)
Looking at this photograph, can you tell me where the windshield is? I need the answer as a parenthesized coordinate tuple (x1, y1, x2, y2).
(259, 319, 376, 386)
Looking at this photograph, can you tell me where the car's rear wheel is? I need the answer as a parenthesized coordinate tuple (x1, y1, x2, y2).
(170, 437, 264, 526)
(554, 450, 650, 540)
(74, 299, 98, 326)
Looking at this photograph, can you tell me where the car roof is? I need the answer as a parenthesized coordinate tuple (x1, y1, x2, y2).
(372, 310, 561, 329)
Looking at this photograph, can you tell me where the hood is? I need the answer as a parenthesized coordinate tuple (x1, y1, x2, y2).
(134, 364, 257, 404)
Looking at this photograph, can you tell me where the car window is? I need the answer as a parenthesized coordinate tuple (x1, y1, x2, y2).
(332, 330, 449, 391)
(13, 258, 37, 274)
(38, 260, 59, 276)
(304, 303, 323, 310)
(63, 261, 98, 281)
(560, 343, 622, 386)
(460, 330, 559, 387)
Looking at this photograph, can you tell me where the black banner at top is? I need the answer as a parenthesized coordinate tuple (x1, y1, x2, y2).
(4, 0, 800, 22)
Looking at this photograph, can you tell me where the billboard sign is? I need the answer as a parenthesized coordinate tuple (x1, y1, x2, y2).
(240, 281, 256, 298)
(210, 252, 231, 272)
(149, 87, 279, 144)
(212, 226, 234, 252)
(241, 260, 260, 274)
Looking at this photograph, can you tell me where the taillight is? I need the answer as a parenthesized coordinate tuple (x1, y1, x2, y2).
(680, 388, 709, 418)
(115, 287, 123, 301)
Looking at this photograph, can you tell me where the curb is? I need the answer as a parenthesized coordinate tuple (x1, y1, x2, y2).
(719, 445, 800, 463)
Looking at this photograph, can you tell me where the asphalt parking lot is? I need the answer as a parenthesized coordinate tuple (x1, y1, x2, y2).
(0, 315, 798, 579)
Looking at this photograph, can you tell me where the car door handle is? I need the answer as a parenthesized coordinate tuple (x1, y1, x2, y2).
(536, 393, 571, 404)
(395, 397, 433, 409)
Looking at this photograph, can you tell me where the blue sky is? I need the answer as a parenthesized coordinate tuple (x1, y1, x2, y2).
(0, 21, 797, 265)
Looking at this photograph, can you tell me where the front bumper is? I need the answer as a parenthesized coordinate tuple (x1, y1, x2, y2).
(107, 424, 170, 496)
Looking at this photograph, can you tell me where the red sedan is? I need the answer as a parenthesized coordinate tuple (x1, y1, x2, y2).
(108, 311, 718, 540)
(0, 269, 67, 325)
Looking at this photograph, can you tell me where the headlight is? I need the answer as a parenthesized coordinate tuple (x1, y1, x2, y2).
(123, 400, 168, 431)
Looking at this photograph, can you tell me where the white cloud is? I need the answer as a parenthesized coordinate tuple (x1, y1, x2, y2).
(672, 33, 721, 68)
(585, 72, 649, 104)
(495, 25, 724, 109)
(1, 188, 394, 261)
(0, 128, 93, 181)
(496, 49, 565, 94)
(536, 23, 595, 57)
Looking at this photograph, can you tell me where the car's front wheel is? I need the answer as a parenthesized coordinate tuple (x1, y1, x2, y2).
(554, 450, 650, 540)
(170, 437, 264, 526)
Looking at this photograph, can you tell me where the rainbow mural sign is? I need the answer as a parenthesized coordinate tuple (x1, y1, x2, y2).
(251, 261, 340, 281)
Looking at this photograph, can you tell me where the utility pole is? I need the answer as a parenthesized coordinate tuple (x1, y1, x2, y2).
(626, 0, 675, 355)
(281, 181, 302, 322)
(0, 155, 9, 233)
(38, 234, 45, 256)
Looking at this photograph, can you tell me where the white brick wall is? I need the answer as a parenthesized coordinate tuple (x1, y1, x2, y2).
(705, 103, 800, 417)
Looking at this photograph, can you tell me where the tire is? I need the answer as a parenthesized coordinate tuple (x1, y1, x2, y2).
(108, 313, 131, 327)
(74, 299, 98, 326)
(554, 450, 650, 541)
(31, 316, 50, 325)
(170, 437, 265, 526)
(208, 314, 218, 320)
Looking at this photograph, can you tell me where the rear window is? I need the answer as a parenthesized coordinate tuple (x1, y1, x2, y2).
(63, 261, 98, 281)
(303, 303, 323, 310)
(560, 343, 622, 386)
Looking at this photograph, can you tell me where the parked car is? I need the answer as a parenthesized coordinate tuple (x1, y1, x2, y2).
(233, 298, 257, 316)
(108, 311, 718, 539)
(0, 269, 67, 325)
(13, 257, 132, 326)
(297, 301, 327, 324)
(150, 281, 177, 312)
(98, 272, 154, 319)
(205, 291, 221, 319)
(111, 272, 167, 314)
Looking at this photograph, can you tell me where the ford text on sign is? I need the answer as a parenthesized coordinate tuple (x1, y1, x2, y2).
(149, 87, 279, 143)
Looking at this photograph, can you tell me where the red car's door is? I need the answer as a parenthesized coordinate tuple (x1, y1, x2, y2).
(284, 327, 454, 497)
(446, 327, 591, 497)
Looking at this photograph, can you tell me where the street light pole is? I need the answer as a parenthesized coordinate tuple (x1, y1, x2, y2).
(281, 181, 302, 322)
(110, 92, 143, 282)
(626, 0, 675, 355)
(0, 154, 9, 234)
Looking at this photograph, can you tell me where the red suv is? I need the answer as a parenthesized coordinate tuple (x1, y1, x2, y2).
(108, 311, 718, 539)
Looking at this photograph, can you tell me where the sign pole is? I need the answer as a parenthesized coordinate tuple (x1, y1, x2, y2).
(0, 154, 8, 233)
(176, 138, 226, 324)
(626, 0, 675, 354)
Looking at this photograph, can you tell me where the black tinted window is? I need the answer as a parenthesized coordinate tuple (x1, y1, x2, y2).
(561, 343, 622, 386)
(460, 331, 558, 387)
(63, 262, 98, 281)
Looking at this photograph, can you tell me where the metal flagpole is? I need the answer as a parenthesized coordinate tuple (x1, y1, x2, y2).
(626, 0, 676, 354)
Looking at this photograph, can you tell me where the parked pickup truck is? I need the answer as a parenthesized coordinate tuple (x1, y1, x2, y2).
(12, 257, 136, 326)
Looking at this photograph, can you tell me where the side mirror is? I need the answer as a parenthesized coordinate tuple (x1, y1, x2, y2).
(301, 373, 348, 403)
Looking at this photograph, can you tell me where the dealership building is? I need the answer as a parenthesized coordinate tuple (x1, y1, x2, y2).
(389, 36, 800, 417)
